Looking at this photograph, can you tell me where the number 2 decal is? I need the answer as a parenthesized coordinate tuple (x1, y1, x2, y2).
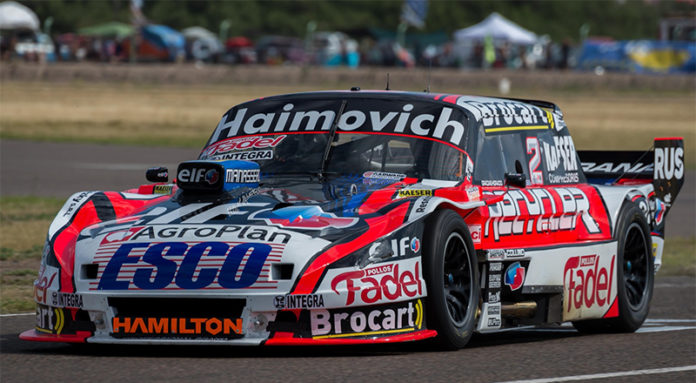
(526, 137, 543, 185)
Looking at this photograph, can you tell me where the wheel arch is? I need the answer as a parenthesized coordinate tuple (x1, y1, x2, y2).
(593, 184, 654, 235)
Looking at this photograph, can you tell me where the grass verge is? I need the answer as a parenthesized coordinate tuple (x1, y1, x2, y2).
(659, 236, 696, 277)
(0, 196, 64, 313)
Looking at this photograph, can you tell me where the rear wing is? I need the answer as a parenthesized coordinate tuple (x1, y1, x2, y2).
(580, 150, 653, 184)
(579, 137, 684, 206)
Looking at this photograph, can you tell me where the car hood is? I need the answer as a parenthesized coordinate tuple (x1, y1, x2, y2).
(64, 176, 446, 294)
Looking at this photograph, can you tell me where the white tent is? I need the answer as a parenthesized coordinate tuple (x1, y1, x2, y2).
(454, 12, 537, 45)
(182, 26, 217, 41)
(181, 26, 222, 60)
(0, 1, 40, 30)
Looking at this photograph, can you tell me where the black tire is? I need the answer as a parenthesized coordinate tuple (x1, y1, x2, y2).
(423, 209, 480, 349)
(573, 201, 653, 333)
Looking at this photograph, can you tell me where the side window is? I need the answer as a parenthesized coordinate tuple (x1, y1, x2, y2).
(535, 130, 585, 185)
(474, 132, 528, 185)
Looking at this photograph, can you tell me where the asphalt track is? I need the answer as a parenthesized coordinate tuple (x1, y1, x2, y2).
(1, 140, 695, 382)
(1, 278, 694, 382)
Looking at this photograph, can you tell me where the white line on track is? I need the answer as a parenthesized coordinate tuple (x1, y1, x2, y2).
(645, 318, 696, 323)
(0, 312, 34, 317)
(495, 365, 696, 383)
(636, 326, 696, 333)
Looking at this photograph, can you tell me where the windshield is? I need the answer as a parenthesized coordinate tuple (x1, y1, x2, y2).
(200, 96, 472, 181)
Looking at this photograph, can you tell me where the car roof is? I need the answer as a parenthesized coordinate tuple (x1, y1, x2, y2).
(238, 90, 563, 123)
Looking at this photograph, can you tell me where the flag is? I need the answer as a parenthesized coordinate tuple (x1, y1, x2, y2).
(401, 0, 429, 29)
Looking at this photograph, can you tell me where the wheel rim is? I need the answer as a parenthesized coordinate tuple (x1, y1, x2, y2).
(623, 223, 649, 308)
(442, 232, 473, 327)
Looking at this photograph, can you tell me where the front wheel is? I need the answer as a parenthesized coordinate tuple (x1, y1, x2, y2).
(573, 201, 653, 333)
(423, 210, 480, 349)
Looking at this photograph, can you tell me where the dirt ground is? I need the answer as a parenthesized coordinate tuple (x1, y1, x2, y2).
(2, 62, 694, 93)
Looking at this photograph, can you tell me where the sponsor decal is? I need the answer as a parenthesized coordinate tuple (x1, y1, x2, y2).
(51, 292, 83, 309)
(481, 180, 504, 187)
(487, 317, 501, 327)
(487, 249, 525, 260)
(504, 262, 526, 291)
(34, 265, 58, 305)
(101, 226, 146, 245)
(488, 274, 501, 289)
(484, 187, 601, 241)
(582, 162, 653, 174)
(409, 237, 420, 253)
(212, 150, 274, 161)
(487, 290, 501, 303)
(237, 188, 260, 204)
(654, 198, 666, 225)
(563, 254, 616, 321)
(97, 241, 273, 290)
(364, 171, 406, 180)
(369, 237, 420, 260)
(330, 260, 423, 306)
(654, 146, 684, 181)
(203, 135, 286, 157)
(397, 189, 433, 198)
(214, 103, 467, 146)
(489, 262, 503, 272)
(36, 304, 67, 334)
(469, 224, 482, 245)
(527, 137, 544, 185)
(249, 206, 358, 230)
(548, 172, 580, 184)
(415, 196, 431, 214)
(176, 161, 225, 192)
(311, 299, 424, 338)
(153, 185, 174, 195)
(457, 99, 551, 129)
(543, 136, 579, 172)
(111, 317, 243, 338)
(104, 225, 291, 244)
(178, 167, 219, 185)
(225, 168, 260, 183)
(487, 305, 501, 315)
(466, 186, 480, 201)
(274, 294, 325, 309)
(63, 192, 91, 217)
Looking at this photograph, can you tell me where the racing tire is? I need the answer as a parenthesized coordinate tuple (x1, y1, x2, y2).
(423, 209, 480, 349)
(572, 202, 653, 333)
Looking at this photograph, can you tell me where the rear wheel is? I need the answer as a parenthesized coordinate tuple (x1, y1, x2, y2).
(573, 202, 653, 333)
(423, 210, 479, 349)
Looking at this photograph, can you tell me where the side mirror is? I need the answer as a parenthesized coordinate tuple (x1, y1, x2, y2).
(146, 167, 168, 183)
(504, 172, 526, 188)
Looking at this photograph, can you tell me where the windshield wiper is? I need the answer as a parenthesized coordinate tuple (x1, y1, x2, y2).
(319, 100, 347, 181)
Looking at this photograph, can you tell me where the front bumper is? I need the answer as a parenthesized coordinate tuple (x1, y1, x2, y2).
(21, 293, 434, 345)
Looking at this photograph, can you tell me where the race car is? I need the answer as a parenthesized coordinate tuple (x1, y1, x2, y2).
(21, 90, 684, 349)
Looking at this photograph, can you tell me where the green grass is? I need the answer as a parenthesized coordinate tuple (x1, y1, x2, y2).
(0, 196, 65, 313)
(0, 196, 64, 261)
(659, 236, 696, 277)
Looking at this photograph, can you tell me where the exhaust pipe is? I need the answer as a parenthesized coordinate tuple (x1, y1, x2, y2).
(501, 302, 537, 318)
